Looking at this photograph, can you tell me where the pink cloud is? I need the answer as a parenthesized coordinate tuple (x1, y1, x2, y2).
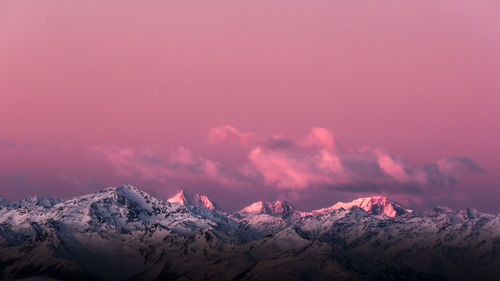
(209, 125, 482, 193)
(90, 145, 231, 185)
(318, 150, 343, 174)
(247, 146, 345, 189)
(376, 152, 427, 184)
(377, 154, 410, 182)
(437, 157, 482, 176)
(302, 127, 336, 151)
(87, 126, 482, 207)
(208, 125, 259, 146)
(89, 144, 261, 192)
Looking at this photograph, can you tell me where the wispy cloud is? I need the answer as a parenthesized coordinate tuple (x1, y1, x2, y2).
(89, 145, 248, 188)
(0, 138, 15, 148)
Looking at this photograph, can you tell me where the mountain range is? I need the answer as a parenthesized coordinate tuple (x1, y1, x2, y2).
(0, 185, 499, 281)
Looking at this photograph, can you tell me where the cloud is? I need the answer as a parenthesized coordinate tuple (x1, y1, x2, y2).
(89, 145, 243, 187)
(424, 157, 483, 187)
(437, 157, 483, 174)
(208, 125, 259, 146)
(210, 125, 482, 193)
(302, 127, 336, 150)
(92, 126, 482, 204)
(209, 125, 296, 150)
(375, 151, 427, 184)
(247, 146, 344, 189)
(0, 138, 15, 148)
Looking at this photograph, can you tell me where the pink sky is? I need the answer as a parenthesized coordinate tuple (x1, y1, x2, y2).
(1, 1, 499, 212)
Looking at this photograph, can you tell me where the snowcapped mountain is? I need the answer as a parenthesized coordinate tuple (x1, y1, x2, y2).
(0, 185, 256, 281)
(0, 185, 499, 281)
(231, 196, 412, 234)
(306, 195, 412, 217)
(238, 200, 297, 217)
(167, 189, 220, 211)
(19, 195, 65, 208)
(232, 200, 301, 234)
(0, 196, 9, 206)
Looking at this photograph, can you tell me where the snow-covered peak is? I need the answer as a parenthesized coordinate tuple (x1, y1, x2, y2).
(308, 195, 412, 217)
(167, 190, 218, 211)
(20, 195, 64, 208)
(0, 196, 9, 206)
(238, 200, 296, 217)
(91, 184, 160, 211)
(102, 184, 142, 194)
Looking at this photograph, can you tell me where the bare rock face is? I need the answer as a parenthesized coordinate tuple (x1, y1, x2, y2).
(0, 185, 499, 281)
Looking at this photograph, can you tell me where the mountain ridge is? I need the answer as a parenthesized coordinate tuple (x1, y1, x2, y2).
(303, 195, 412, 217)
(0, 187, 463, 218)
(0, 185, 499, 281)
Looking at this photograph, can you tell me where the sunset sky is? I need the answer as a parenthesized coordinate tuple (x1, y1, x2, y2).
(1, 1, 499, 212)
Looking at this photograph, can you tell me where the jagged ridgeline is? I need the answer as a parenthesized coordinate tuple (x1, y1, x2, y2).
(0, 185, 499, 281)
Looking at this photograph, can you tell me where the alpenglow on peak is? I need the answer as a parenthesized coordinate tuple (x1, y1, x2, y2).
(307, 195, 412, 217)
(167, 189, 219, 211)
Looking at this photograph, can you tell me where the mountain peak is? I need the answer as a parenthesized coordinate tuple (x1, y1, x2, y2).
(0, 196, 9, 206)
(91, 184, 162, 214)
(309, 195, 412, 217)
(167, 189, 218, 211)
(239, 200, 296, 217)
(103, 184, 141, 193)
(20, 195, 64, 208)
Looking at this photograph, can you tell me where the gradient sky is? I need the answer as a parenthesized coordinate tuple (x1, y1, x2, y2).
(1, 1, 499, 212)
